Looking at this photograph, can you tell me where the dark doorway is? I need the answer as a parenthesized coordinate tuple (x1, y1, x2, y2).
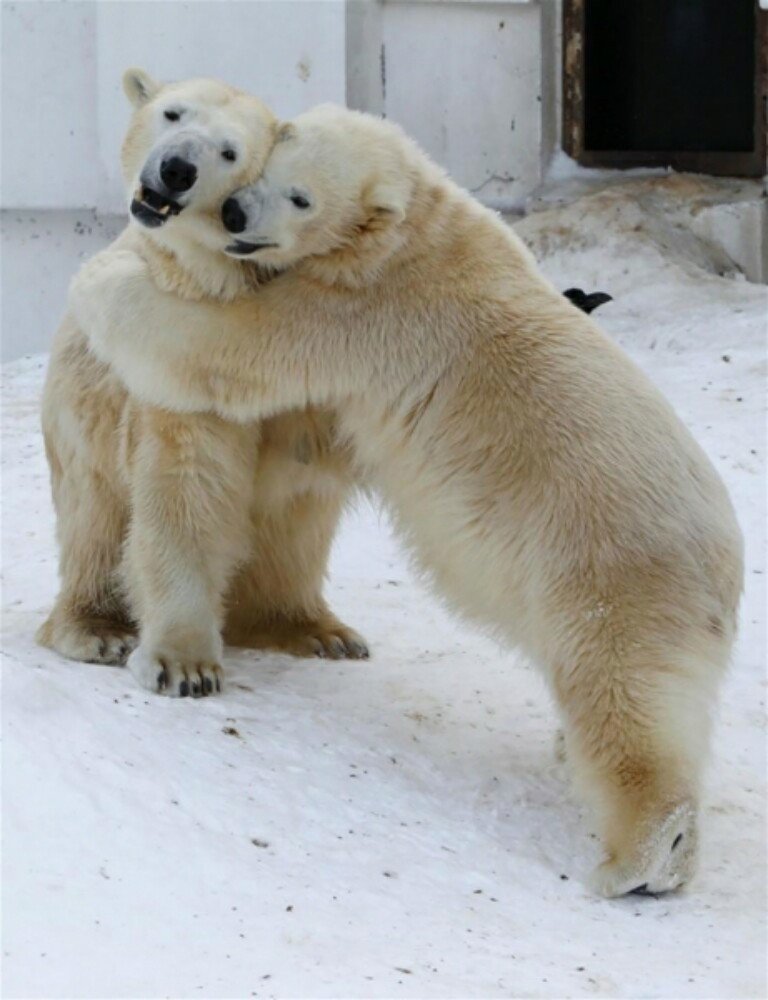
(563, 0, 767, 176)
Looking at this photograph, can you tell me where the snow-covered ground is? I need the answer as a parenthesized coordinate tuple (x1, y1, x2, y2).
(2, 176, 766, 999)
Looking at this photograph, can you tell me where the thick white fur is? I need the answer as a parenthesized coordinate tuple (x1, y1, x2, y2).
(38, 77, 368, 698)
(70, 105, 743, 895)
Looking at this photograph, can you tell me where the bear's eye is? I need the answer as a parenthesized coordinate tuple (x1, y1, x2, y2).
(164, 110, 181, 122)
(290, 194, 311, 209)
(221, 149, 237, 162)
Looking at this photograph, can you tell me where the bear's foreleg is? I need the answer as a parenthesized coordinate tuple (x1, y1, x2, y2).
(121, 407, 258, 696)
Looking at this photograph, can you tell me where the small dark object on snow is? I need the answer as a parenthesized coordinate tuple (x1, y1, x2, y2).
(563, 288, 613, 314)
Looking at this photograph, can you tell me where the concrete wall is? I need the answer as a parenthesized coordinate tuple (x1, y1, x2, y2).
(348, 0, 556, 207)
(1, 0, 558, 361)
(2, 210, 125, 362)
(377, 1, 546, 208)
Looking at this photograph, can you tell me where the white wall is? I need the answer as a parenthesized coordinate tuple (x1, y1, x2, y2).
(378, 1, 545, 207)
(1, 210, 125, 362)
(1, 0, 558, 360)
(2, 2, 101, 210)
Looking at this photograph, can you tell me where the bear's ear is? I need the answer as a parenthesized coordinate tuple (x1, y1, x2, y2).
(122, 68, 160, 108)
(364, 178, 409, 225)
(275, 122, 297, 144)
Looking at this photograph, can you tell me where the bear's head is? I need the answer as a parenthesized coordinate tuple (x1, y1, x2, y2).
(121, 68, 277, 254)
(219, 105, 419, 284)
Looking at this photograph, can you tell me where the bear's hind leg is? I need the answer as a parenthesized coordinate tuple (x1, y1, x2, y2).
(37, 445, 135, 666)
(224, 484, 368, 660)
(554, 638, 724, 897)
(37, 324, 137, 666)
(38, 611, 136, 667)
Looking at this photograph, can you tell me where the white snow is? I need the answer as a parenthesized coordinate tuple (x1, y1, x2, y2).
(2, 176, 766, 999)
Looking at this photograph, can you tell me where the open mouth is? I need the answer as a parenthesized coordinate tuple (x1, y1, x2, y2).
(225, 240, 279, 256)
(130, 187, 183, 228)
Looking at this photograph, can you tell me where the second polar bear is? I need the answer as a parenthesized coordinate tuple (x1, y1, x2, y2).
(71, 106, 743, 897)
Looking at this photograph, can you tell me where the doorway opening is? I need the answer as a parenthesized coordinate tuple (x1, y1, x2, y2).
(563, 0, 767, 176)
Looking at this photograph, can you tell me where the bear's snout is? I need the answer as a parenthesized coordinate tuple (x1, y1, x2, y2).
(160, 156, 198, 194)
(221, 197, 247, 234)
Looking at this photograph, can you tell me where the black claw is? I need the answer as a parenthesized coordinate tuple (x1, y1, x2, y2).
(191, 681, 202, 697)
(671, 833, 683, 851)
(157, 670, 167, 691)
(179, 680, 190, 697)
(630, 883, 650, 895)
(204, 677, 213, 694)
(215, 676, 221, 692)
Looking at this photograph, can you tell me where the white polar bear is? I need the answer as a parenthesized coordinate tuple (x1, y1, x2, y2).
(38, 75, 367, 699)
(70, 105, 743, 897)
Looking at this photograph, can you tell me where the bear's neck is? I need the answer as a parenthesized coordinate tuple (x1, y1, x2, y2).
(134, 229, 260, 303)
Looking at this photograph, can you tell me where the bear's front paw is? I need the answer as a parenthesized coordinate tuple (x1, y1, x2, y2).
(128, 645, 224, 697)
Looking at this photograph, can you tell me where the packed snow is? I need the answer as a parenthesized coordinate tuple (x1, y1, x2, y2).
(2, 176, 766, 999)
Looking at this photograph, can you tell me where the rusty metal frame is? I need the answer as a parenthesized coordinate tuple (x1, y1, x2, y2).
(562, 0, 767, 177)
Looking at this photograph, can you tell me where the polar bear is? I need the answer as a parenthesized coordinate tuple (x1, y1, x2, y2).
(70, 105, 743, 896)
(38, 75, 368, 697)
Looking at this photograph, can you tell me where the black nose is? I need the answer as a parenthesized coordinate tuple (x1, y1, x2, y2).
(221, 197, 247, 234)
(160, 156, 197, 193)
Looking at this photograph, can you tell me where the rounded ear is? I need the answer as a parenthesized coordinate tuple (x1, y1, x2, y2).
(122, 68, 160, 108)
(365, 178, 409, 225)
(275, 122, 297, 144)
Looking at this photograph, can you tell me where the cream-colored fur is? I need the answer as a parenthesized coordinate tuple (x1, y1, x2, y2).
(38, 77, 367, 697)
(71, 105, 743, 896)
